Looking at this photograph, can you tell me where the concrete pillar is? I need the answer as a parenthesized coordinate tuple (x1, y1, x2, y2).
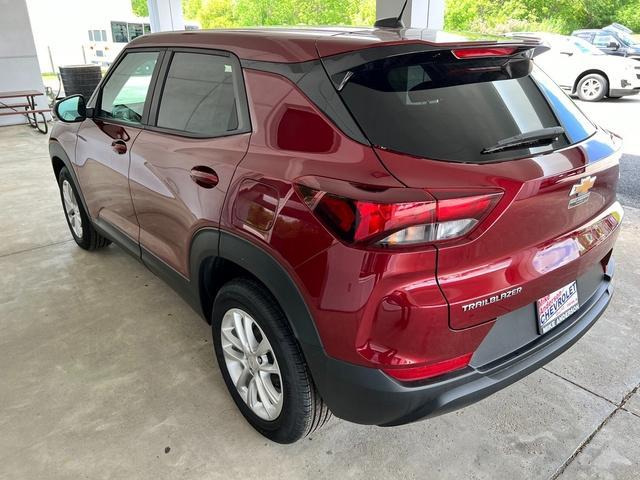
(0, 0, 48, 126)
(376, 0, 445, 29)
(147, 0, 184, 32)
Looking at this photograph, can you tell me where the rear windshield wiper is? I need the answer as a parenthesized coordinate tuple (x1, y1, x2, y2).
(481, 126, 565, 154)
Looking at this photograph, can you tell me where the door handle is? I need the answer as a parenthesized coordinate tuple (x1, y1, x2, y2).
(111, 139, 127, 155)
(190, 166, 219, 189)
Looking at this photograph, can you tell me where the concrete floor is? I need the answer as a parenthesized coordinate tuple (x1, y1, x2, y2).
(1, 116, 639, 479)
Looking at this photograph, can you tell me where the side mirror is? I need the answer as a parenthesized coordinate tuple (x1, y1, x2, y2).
(608, 41, 620, 50)
(54, 94, 86, 123)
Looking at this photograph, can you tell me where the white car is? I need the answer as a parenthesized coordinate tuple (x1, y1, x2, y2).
(509, 33, 640, 101)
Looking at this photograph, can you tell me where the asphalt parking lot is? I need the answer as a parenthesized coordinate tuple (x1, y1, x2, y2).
(1, 96, 639, 479)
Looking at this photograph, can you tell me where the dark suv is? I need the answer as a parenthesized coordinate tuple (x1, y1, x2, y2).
(51, 27, 623, 444)
(573, 26, 640, 59)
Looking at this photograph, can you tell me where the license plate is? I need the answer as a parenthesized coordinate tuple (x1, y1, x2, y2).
(536, 281, 579, 334)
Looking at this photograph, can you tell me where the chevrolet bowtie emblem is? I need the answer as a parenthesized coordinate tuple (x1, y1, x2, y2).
(568, 176, 596, 208)
(570, 176, 596, 196)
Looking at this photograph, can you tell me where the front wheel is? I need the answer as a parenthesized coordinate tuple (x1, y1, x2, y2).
(212, 279, 331, 443)
(58, 167, 110, 250)
(577, 74, 608, 102)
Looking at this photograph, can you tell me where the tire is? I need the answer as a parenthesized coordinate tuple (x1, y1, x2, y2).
(212, 279, 331, 443)
(58, 167, 111, 250)
(577, 74, 608, 102)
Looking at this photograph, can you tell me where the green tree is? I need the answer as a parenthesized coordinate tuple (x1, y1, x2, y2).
(445, 0, 640, 34)
(131, 0, 149, 17)
(618, 2, 640, 31)
(179, 0, 376, 29)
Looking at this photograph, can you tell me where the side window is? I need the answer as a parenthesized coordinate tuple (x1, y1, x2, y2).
(156, 52, 243, 136)
(98, 51, 159, 124)
(594, 33, 616, 47)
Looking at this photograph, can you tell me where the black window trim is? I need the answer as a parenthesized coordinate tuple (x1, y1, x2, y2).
(145, 47, 252, 140)
(90, 47, 166, 128)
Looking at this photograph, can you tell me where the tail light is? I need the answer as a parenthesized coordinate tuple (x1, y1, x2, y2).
(383, 353, 473, 382)
(295, 182, 502, 247)
(452, 47, 519, 59)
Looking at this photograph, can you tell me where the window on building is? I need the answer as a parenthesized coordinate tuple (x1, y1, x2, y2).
(128, 23, 144, 41)
(156, 52, 241, 136)
(88, 30, 94, 41)
(111, 21, 129, 43)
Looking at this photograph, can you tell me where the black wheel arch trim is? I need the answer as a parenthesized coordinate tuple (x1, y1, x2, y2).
(190, 229, 334, 404)
(208, 229, 325, 353)
(49, 140, 91, 217)
(142, 227, 331, 392)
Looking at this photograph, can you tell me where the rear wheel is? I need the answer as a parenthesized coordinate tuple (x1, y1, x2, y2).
(577, 74, 608, 102)
(58, 167, 110, 250)
(212, 279, 331, 443)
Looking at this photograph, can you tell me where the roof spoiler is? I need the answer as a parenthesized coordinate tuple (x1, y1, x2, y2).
(323, 42, 544, 91)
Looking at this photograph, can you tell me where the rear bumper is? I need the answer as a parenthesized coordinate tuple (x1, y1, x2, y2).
(309, 259, 614, 426)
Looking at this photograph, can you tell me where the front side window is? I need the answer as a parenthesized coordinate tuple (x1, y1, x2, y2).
(111, 21, 128, 43)
(156, 52, 242, 136)
(594, 33, 617, 47)
(98, 51, 159, 124)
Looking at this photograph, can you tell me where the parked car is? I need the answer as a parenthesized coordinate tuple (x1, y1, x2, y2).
(509, 32, 640, 101)
(51, 27, 623, 443)
(573, 27, 640, 60)
(605, 22, 634, 34)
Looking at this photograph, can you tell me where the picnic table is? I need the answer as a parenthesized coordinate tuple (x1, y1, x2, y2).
(0, 90, 51, 134)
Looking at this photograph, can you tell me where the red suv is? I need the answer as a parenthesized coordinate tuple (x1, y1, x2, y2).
(51, 27, 623, 443)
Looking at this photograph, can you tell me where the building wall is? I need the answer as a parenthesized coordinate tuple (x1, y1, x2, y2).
(26, 0, 146, 73)
(376, 0, 445, 29)
(0, 0, 48, 126)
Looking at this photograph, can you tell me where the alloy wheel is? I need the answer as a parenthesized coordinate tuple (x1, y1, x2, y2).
(62, 179, 83, 238)
(580, 78, 602, 100)
(220, 308, 283, 421)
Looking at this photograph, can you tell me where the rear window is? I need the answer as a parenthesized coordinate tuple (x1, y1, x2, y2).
(337, 50, 596, 163)
(156, 52, 241, 136)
